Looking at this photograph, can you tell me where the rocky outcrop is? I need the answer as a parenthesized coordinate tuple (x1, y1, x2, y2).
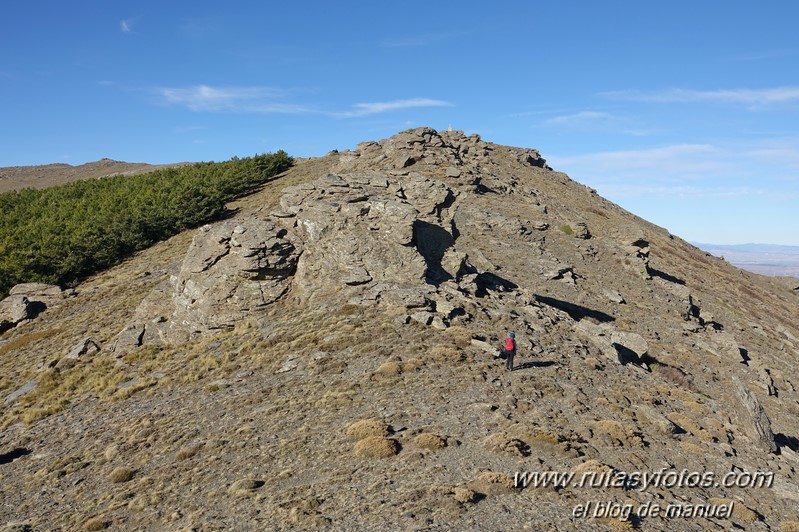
(732, 376, 777, 453)
(9, 283, 67, 308)
(0, 283, 67, 334)
(614, 226, 650, 279)
(112, 129, 560, 352)
(111, 218, 301, 350)
(0, 296, 39, 334)
(279, 172, 429, 305)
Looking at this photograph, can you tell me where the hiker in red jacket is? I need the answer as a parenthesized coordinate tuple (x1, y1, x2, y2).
(502, 332, 517, 371)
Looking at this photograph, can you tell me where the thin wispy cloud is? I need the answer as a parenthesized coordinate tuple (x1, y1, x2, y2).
(602, 87, 799, 107)
(549, 140, 799, 201)
(544, 111, 613, 126)
(157, 85, 310, 114)
(335, 98, 452, 118)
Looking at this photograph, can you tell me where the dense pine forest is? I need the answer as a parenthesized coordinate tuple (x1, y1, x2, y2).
(0, 151, 293, 298)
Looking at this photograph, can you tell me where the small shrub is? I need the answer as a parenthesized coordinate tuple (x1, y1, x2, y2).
(176, 443, 202, 460)
(109, 466, 134, 483)
(445, 326, 473, 348)
(353, 436, 399, 458)
(83, 517, 110, 531)
(376, 361, 402, 375)
(413, 433, 446, 450)
(559, 224, 573, 235)
(345, 419, 389, 440)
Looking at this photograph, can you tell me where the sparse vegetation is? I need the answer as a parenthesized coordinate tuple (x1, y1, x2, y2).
(353, 436, 400, 458)
(109, 466, 135, 483)
(83, 517, 110, 531)
(413, 432, 447, 450)
(346, 419, 390, 440)
(0, 152, 293, 298)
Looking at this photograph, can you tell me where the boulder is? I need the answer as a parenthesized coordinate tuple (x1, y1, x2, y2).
(0, 296, 40, 334)
(602, 288, 625, 304)
(56, 338, 100, 370)
(471, 339, 500, 357)
(9, 283, 65, 308)
(4, 379, 38, 404)
(112, 324, 145, 355)
(569, 221, 591, 239)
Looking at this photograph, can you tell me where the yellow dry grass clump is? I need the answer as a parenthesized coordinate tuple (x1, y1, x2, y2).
(430, 345, 464, 362)
(666, 412, 715, 442)
(375, 361, 402, 375)
(109, 466, 134, 483)
(574, 459, 613, 475)
(413, 432, 447, 450)
(83, 516, 110, 531)
(482, 433, 528, 456)
(345, 419, 389, 440)
(445, 325, 473, 348)
(593, 420, 644, 447)
(353, 436, 400, 458)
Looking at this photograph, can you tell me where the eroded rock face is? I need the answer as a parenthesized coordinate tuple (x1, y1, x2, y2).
(279, 172, 428, 305)
(168, 218, 301, 342)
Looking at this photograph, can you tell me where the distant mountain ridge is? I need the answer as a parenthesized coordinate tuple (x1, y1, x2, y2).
(695, 243, 799, 254)
(0, 158, 190, 193)
(695, 242, 799, 277)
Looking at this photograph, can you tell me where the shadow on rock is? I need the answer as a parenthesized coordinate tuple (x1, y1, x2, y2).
(0, 448, 31, 465)
(535, 295, 615, 323)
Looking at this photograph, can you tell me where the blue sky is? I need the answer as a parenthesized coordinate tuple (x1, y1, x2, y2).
(2, 1, 798, 245)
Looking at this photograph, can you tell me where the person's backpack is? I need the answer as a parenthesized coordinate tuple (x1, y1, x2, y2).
(504, 337, 515, 352)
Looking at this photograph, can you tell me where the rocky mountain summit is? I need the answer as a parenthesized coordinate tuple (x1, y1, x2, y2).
(1, 128, 799, 530)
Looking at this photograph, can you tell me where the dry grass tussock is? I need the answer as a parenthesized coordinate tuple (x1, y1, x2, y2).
(445, 325, 473, 348)
(709, 498, 758, 523)
(592, 420, 644, 447)
(482, 433, 529, 456)
(109, 466, 135, 483)
(83, 517, 110, 531)
(353, 436, 399, 458)
(346, 419, 390, 440)
(413, 432, 446, 450)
